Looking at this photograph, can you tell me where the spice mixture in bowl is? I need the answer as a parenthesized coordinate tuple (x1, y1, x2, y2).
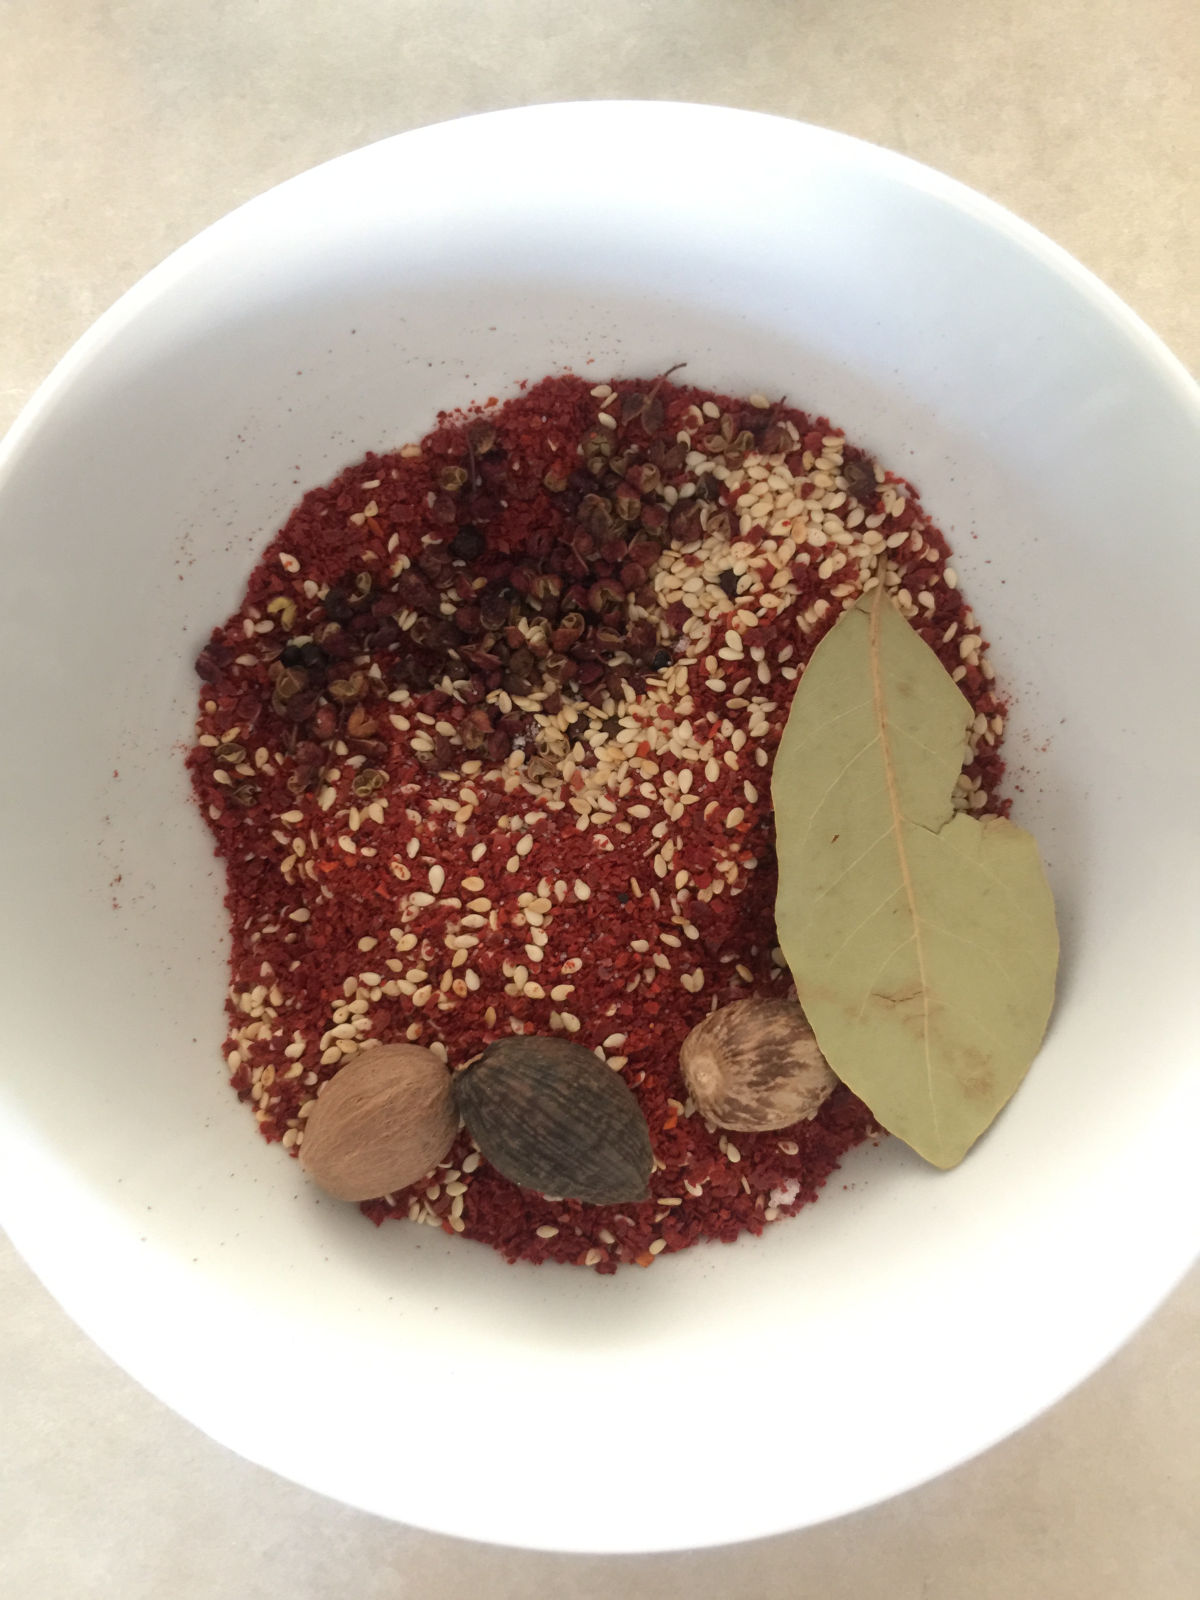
(190, 372, 1008, 1269)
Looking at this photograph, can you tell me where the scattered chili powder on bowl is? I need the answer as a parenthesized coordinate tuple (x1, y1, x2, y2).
(188, 373, 1008, 1271)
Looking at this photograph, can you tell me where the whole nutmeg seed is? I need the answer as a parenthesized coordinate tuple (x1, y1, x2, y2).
(680, 999, 838, 1133)
(299, 1044, 459, 1201)
(453, 1036, 653, 1205)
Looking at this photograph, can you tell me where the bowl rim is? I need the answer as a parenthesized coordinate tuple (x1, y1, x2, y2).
(4, 101, 1197, 474)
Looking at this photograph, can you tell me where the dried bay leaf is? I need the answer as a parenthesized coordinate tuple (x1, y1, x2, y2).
(772, 583, 1058, 1168)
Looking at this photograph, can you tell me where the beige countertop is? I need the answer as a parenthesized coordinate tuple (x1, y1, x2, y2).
(2, 3, 1197, 1595)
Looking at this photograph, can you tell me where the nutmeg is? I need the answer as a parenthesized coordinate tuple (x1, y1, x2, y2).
(299, 1043, 458, 1201)
(680, 999, 838, 1132)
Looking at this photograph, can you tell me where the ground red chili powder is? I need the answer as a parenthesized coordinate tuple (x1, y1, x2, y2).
(189, 373, 1007, 1271)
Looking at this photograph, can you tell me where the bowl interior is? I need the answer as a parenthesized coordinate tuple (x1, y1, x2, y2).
(1, 104, 1198, 1552)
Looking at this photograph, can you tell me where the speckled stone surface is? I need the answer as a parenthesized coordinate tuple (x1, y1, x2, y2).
(2, 3, 1197, 1594)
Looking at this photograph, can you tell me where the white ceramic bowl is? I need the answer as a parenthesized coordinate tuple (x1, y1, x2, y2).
(1, 103, 1197, 1553)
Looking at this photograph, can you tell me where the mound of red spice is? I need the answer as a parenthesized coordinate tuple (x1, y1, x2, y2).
(189, 373, 1007, 1270)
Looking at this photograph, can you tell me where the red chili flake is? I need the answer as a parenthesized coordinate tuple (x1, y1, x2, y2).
(188, 373, 1008, 1270)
